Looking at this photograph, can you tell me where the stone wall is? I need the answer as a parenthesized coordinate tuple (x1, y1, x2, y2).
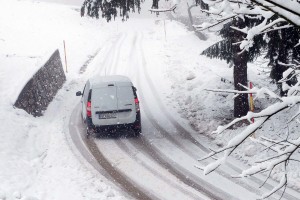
(14, 50, 66, 117)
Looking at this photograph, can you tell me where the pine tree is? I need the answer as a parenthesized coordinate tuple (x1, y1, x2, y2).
(202, 16, 266, 117)
(81, 0, 300, 117)
(81, 0, 142, 22)
(266, 21, 300, 95)
(202, 14, 300, 116)
(151, 0, 158, 9)
(195, 0, 209, 10)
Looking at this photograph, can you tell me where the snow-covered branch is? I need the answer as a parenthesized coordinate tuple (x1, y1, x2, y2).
(195, 0, 300, 51)
(195, 1, 300, 198)
(149, 4, 177, 13)
(205, 86, 281, 100)
(193, 14, 237, 31)
(253, 0, 300, 26)
(200, 66, 300, 198)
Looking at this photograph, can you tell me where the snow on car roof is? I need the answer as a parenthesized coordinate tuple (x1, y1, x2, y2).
(89, 75, 133, 88)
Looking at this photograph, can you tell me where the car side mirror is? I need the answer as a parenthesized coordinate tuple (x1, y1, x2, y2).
(76, 91, 82, 96)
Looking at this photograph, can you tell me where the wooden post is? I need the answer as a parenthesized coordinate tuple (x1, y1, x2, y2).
(249, 82, 254, 122)
(63, 40, 68, 73)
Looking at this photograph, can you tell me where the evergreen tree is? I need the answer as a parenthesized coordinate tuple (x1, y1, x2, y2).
(81, 0, 300, 117)
(202, 14, 300, 116)
(195, 0, 208, 10)
(81, 0, 142, 22)
(202, 16, 266, 117)
(151, 0, 158, 9)
(266, 22, 300, 95)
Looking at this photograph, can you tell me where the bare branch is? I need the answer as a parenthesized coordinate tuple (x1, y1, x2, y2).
(288, 106, 300, 123)
(259, 165, 276, 189)
(255, 153, 290, 163)
(259, 168, 288, 199)
(289, 159, 300, 163)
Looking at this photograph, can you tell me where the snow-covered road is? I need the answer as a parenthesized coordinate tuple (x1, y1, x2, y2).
(68, 31, 300, 200)
(2, 1, 300, 199)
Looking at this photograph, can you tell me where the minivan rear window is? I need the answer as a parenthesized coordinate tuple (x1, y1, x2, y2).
(92, 87, 117, 111)
(117, 86, 134, 103)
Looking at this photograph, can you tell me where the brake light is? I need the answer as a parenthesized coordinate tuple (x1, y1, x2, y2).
(87, 101, 92, 117)
(135, 98, 140, 112)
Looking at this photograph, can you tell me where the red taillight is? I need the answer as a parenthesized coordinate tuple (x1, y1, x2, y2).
(134, 98, 139, 104)
(135, 98, 140, 112)
(87, 101, 92, 117)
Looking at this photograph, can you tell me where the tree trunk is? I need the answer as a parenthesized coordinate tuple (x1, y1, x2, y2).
(232, 18, 249, 117)
(152, 0, 158, 9)
(233, 53, 249, 117)
(187, 2, 207, 40)
(186, 2, 195, 30)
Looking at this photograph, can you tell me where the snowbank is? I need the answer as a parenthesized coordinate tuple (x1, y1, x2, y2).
(0, 0, 125, 199)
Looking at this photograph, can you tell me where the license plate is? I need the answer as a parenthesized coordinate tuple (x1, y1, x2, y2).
(99, 113, 117, 119)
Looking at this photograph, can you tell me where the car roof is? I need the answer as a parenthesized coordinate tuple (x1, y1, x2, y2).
(89, 75, 133, 88)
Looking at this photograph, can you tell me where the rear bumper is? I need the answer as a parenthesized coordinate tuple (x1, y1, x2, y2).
(87, 112, 141, 132)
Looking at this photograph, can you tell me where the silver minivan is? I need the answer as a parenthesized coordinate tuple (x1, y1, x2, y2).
(76, 75, 141, 137)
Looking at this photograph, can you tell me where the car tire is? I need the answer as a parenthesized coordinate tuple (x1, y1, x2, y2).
(133, 127, 141, 137)
(86, 127, 94, 139)
(86, 130, 90, 139)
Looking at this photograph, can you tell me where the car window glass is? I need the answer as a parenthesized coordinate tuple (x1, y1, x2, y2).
(132, 86, 137, 98)
(83, 82, 90, 101)
(117, 86, 134, 105)
(92, 87, 117, 111)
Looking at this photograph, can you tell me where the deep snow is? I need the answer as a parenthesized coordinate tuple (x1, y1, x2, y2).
(0, 0, 125, 199)
(1, 0, 300, 199)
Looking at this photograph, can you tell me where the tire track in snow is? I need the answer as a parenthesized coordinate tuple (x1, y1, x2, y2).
(129, 126, 230, 200)
(130, 32, 235, 200)
(78, 34, 119, 74)
(137, 82, 283, 198)
(93, 33, 128, 76)
(115, 138, 205, 200)
(107, 33, 207, 200)
(122, 31, 257, 200)
(69, 33, 156, 200)
(108, 33, 129, 75)
(137, 86, 266, 198)
(73, 32, 203, 200)
(85, 138, 157, 200)
(97, 31, 218, 199)
(71, 28, 300, 200)
(69, 104, 155, 200)
(109, 32, 138, 76)
(133, 34, 266, 197)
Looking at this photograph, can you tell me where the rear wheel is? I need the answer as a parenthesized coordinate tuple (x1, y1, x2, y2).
(86, 125, 95, 139)
(133, 127, 141, 137)
(86, 128, 93, 139)
(85, 117, 94, 138)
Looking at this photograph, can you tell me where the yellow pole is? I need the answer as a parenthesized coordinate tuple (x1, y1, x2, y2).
(249, 82, 254, 116)
(249, 82, 255, 138)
